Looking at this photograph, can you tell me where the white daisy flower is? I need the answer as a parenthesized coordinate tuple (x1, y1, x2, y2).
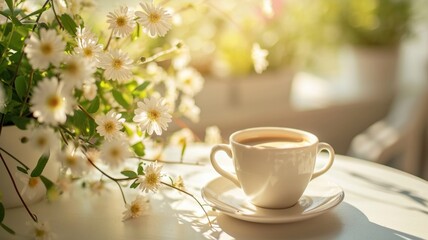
(173, 175, 185, 190)
(133, 96, 172, 136)
(146, 62, 167, 84)
(176, 67, 204, 96)
(95, 110, 125, 141)
(60, 54, 96, 90)
(28, 125, 61, 154)
(164, 77, 178, 109)
(251, 43, 269, 74)
(30, 77, 74, 126)
(100, 139, 131, 169)
(76, 26, 97, 43)
(74, 38, 103, 64)
(29, 221, 55, 240)
(99, 50, 133, 82)
(178, 96, 200, 123)
(89, 180, 107, 195)
(172, 46, 191, 70)
(82, 82, 98, 101)
(85, 148, 101, 171)
(205, 126, 223, 145)
(170, 128, 194, 146)
(57, 145, 87, 176)
(137, 162, 163, 193)
(122, 195, 150, 221)
(18, 173, 44, 200)
(135, 1, 172, 38)
(24, 28, 66, 70)
(107, 6, 136, 38)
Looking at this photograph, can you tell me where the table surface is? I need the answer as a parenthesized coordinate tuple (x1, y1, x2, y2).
(1, 144, 428, 240)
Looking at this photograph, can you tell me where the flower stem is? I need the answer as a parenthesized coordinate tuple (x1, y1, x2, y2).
(86, 159, 128, 204)
(0, 152, 38, 222)
(104, 30, 113, 51)
(78, 104, 95, 121)
(139, 45, 179, 65)
(50, 0, 64, 30)
(19, 70, 34, 117)
(0, 147, 30, 171)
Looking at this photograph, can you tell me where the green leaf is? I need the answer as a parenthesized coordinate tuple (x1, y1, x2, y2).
(86, 96, 100, 113)
(72, 110, 87, 135)
(21, 6, 49, 21)
(30, 152, 50, 177)
(5, 0, 13, 12)
(0, 223, 15, 235)
(137, 162, 144, 175)
(131, 142, 145, 157)
(15, 76, 28, 100)
(87, 117, 96, 136)
(17, 166, 28, 174)
(11, 116, 31, 130)
(0, 202, 4, 222)
(40, 175, 54, 190)
(120, 170, 137, 178)
(59, 14, 78, 37)
(133, 81, 150, 93)
(112, 89, 130, 109)
(130, 179, 139, 189)
(180, 141, 187, 162)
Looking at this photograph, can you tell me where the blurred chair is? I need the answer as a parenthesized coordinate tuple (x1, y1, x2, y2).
(347, 83, 428, 176)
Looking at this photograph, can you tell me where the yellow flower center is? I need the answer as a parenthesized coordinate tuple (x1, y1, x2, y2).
(36, 137, 47, 148)
(104, 121, 115, 133)
(66, 155, 77, 166)
(131, 204, 141, 214)
(145, 173, 158, 185)
(83, 47, 93, 57)
(28, 177, 39, 188)
(110, 147, 121, 159)
(66, 61, 78, 75)
(184, 78, 192, 85)
(149, 13, 161, 23)
(113, 59, 123, 70)
(46, 95, 62, 110)
(116, 16, 127, 27)
(40, 43, 53, 55)
(147, 109, 160, 121)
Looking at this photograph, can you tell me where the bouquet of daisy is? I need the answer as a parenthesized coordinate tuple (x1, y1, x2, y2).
(0, 0, 217, 238)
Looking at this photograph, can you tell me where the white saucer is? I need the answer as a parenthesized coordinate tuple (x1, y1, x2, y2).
(201, 176, 344, 224)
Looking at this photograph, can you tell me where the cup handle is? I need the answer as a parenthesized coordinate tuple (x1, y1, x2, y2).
(311, 142, 335, 180)
(210, 144, 241, 188)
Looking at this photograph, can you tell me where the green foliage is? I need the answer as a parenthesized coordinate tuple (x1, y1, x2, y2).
(0, 202, 15, 234)
(337, 0, 413, 46)
(59, 14, 78, 37)
(131, 142, 145, 157)
(121, 170, 138, 178)
(30, 152, 50, 177)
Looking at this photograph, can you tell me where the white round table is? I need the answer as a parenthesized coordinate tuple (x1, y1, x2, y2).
(1, 144, 427, 239)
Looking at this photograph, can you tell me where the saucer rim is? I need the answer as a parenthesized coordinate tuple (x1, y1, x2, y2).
(201, 176, 345, 224)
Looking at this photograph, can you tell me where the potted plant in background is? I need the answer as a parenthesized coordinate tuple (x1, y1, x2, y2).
(336, 0, 414, 99)
(156, 0, 340, 135)
(0, 0, 224, 238)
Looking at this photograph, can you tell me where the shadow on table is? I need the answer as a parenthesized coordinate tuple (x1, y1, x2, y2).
(347, 171, 428, 210)
(216, 202, 423, 240)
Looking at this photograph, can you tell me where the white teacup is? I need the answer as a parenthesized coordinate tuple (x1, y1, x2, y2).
(210, 127, 335, 209)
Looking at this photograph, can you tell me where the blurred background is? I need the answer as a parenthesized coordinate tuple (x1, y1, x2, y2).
(91, 0, 428, 179)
